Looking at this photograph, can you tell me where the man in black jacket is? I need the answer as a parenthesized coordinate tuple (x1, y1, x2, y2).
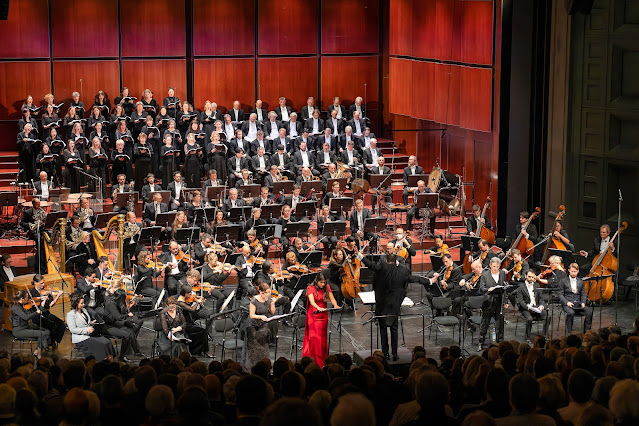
(558, 263, 593, 334)
(349, 199, 377, 248)
(0, 254, 17, 292)
(159, 241, 189, 296)
(478, 257, 508, 350)
(143, 192, 169, 227)
(360, 253, 429, 360)
(514, 270, 548, 342)
(402, 156, 424, 205)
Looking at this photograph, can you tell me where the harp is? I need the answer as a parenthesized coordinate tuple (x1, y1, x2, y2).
(42, 218, 67, 273)
(92, 214, 126, 272)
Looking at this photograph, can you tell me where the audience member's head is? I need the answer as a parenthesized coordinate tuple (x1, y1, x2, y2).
(236, 375, 273, 416)
(608, 379, 639, 423)
(261, 397, 320, 426)
(568, 368, 595, 404)
(509, 374, 539, 414)
(330, 393, 375, 426)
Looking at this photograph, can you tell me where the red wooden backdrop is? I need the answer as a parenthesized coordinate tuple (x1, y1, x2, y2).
(120, 0, 186, 57)
(258, 0, 318, 55)
(193, 0, 255, 56)
(0, 62, 51, 120)
(321, 0, 379, 54)
(53, 61, 121, 116)
(0, 0, 49, 59)
(121, 60, 187, 104)
(193, 58, 256, 112)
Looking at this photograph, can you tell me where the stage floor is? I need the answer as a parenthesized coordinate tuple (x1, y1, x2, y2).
(2, 284, 636, 366)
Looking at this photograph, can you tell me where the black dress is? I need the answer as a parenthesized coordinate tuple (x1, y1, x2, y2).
(159, 308, 187, 358)
(28, 288, 66, 344)
(133, 142, 153, 192)
(63, 150, 83, 193)
(88, 148, 109, 198)
(111, 149, 133, 184)
(182, 142, 203, 188)
(241, 297, 272, 372)
(206, 142, 227, 179)
(161, 145, 179, 189)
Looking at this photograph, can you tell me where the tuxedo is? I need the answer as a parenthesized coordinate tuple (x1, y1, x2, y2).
(252, 195, 272, 208)
(327, 117, 344, 136)
(292, 150, 315, 173)
(251, 154, 271, 174)
(73, 207, 96, 229)
(585, 236, 617, 260)
(34, 180, 53, 200)
(241, 120, 261, 142)
(141, 183, 162, 204)
(327, 104, 346, 120)
(274, 105, 293, 122)
(357, 133, 376, 150)
(304, 117, 325, 135)
(558, 275, 593, 333)
(402, 165, 425, 205)
(466, 215, 492, 234)
(223, 198, 246, 217)
(273, 136, 294, 154)
(166, 181, 186, 209)
(478, 269, 508, 345)
(227, 156, 251, 187)
(143, 201, 169, 226)
(270, 151, 291, 171)
(362, 148, 382, 167)
(251, 108, 268, 122)
(348, 103, 366, 119)
(371, 165, 391, 175)
(229, 108, 244, 122)
(230, 137, 251, 155)
(347, 117, 367, 135)
(300, 105, 316, 121)
(262, 120, 283, 139)
(315, 150, 337, 171)
(284, 120, 303, 138)
(0, 265, 17, 291)
(514, 281, 549, 339)
(340, 149, 361, 166)
(349, 208, 375, 243)
(250, 138, 272, 156)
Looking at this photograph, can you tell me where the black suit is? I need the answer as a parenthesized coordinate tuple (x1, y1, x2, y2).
(229, 108, 244, 123)
(33, 181, 53, 200)
(235, 254, 256, 299)
(304, 117, 325, 135)
(478, 269, 508, 345)
(300, 105, 316, 121)
(291, 150, 318, 175)
(262, 119, 283, 139)
(166, 181, 187, 211)
(348, 104, 366, 120)
(347, 118, 367, 136)
(230, 137, 251, 156)
(402, 165, 424, 205)
(361, 256, 428, 357)
(159, 252, 189, 296)
(362, 148, 382, 167)
(349, 208, 377, 246)
(240, 121, 261, 142)
(251, 108, 268, 122)
(141, 183, 162, 204)
(514, 281, 549, 339)
(0, 265, 17, 291)
(143, 201, 169, 226)
(226, 156, 250, 187)
(466, 215, 492, 234)
(337, 134, 358, 153)
(327, 104, 346, 120)
(558, 276, 593, 333)
(250, 139, 272, 156)
(283, 120, 303, 138)
(326, 117, 344, 136)
(273, 106, 293, 122)
(271, 137, 294, 154)
(315, 150, 337, 172)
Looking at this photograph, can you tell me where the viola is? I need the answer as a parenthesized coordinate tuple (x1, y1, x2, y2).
(146, 261, 164, 269)
(22, 297, 42, 310)
(183, 293, 204, 306)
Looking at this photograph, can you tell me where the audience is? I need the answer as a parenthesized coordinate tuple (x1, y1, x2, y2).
(0, 323, 638, 425)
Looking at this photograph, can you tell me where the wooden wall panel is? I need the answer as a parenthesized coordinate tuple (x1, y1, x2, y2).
(435, 0, 462, 62)
(473, 135, 495, 204)
(461, 1, 494, 65)
(459, 67, 492, 132)
(389, 0, 412, 56)
(0, 0, 49, 58)
(0, 123, 21, 152)
(389, 58, 412, 117)
(121, 60, 187, 104)
(193, 0, 255, 56)
(52, 61, 120, 116)
(433, 63, 460, 126)
(321, 0, 379, 54)
(411, 61, 436, 120)
(411, 0, 437, 59)
(258, 57, 317, 111)
(0, 62, 51, 120)
(120, 0, 186, 57)
(193, 58, 255, 112)
(51, 0, 118, 58)
(320, 56, 378, 112)
(258, 0, 318, 55)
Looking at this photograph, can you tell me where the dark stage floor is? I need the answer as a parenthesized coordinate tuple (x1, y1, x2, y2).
(2, 284, 637, 365)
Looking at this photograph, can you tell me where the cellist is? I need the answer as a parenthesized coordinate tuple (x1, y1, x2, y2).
(467, 204, 492, 236)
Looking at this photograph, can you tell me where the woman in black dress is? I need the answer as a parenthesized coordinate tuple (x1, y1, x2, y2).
(201, 251, 234, 312)
(89, 121, 110, 154)
(182, 132, 203, 189)
(69, 121, 88, 163)
(45, 128, 64, 186)
(63, 105, 83, 140)
(114, 86, 135, 117)
(29, 275, 66, 347)
(92, 90, 111, 118)
(88, 137, 109, 198)
(141, 114, 161, 177)
(176, 280, 215, 358)
(160, 133, 178, 189)
(241, 282, 275, 371)
(133, 132, 153, 193)
(207, 131, 227, 180)
(63, 140, 83, 193)
(200, 100, 217, 138)
(159, 296, 187, 358)
(41, 103, 60, 139)
(115, 116, 134, 157)
(324, 248, 347, 306)
(177, 101, 195, 138)
(36, 143, 56, 181)
(111, 139, 133, 184)
(141, 89, 159, 120)
(87, 106, 106, 136)
(156, 105, 171, 135)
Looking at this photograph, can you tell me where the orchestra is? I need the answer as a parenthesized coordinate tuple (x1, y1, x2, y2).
(5, 89, 625, 372)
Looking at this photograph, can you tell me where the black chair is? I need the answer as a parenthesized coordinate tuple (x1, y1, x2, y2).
(619, 266, 639, 309)
(213, 317, 244, 360)
(464, 295, 489, 344)
(429, 297, 459, 344)
(11, 336, 38, 355)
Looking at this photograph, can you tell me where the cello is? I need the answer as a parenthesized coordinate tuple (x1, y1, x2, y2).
(541, 205, 566, 263)
(586, 221, 627, 304)
(508, 207, 540, 257)
(475, 197, 495, 245)
(340, 241, 370, 300)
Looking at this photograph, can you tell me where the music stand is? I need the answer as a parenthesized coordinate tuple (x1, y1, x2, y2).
(213, 224, 242, 243)
(255, 224, 277, 241)
(300, 181, 322, 196)
(549, 248, 574, 266)
(139, 226, 163, 245)
(116, 192, 139, 208)
(301, 251, 323, 267)
(95, 212, 117, 229)
(293, 271, 319, 291)
(294, 201, 317, 218)
(0, 192, 18, 236)
(370, 174, 392, 189)
(44, 210, 68, 228)
(364, 217, 387, 252)
(205, 186, 226, 203)
(430, 255, 444, 272)
(461, 235, 482, 254)
(328, 197, 353, 219)
(415, 193, 438, 210)
(229, 206, 252, 223)
(322, 221, 347, 239)
(175, 227, 200, 245)
(326, 178, 348, 191)
(190, 208, 206, 227)
(273, 181, 294, 195)
(407, 174, 429, 187)
(261, 204, 283, 221)
(155, 212, 177, 228)
(239, 184, 261, 198)
(284, 221, 311, 240)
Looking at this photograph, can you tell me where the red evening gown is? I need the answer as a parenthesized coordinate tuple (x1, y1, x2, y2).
(303, 285, 332, 367)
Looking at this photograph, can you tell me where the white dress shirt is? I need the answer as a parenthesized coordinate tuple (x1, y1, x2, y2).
(570, 277, 578, 294)
(289, 122, 298, 137)
(174, 182, 182, 200)
(268, 122, 279, 139)
(300, 150, 310, 167)
(491, 272, 500, 284)
(243, 256, 254, 278)
(323, 151, 331, 164)
(312, 119, 319, 134)
(599, 237, 611, 254)
(3, 266, 14, 282)
(41, 182, 49, 199)
(224, 124, 235, 140)
(280, 107, 289, 121)
(258, 155, 266, 170)
(525, 281, 536, 307)
(354, 120, 362, 135)
(170, 254, 179, 275)
(257, 109, 263, 120)
(247, 121, 258, 140)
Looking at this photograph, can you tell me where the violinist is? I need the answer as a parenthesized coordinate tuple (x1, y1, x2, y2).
(503, 249, 529, 284)
(406, 179, 436, 235)
(349, 199, 377, 248)
(514, 270, 548, 343)
(467, 204, 492, 236)
(425, 254, 462, 310)
(134, 251, 162, 300)
(176, 273, 215, 358)
(29, 274, 66, 347)
(245, 208, 267, 236)
(235, 245, 256, 300)
(245, 229, 268, 258)
(473, 239, 494, 269)
(11, 290, 52, 359)
(104, 287, 145, 362)
(303, 274, 339, 367)
(426, 235, 450, 256)
(96, 256, 110, 281)
(536, 255, 566, 288)
(193, 233, 212, 265)
(393, 228, 417, 268)
(317, 205, 338, 256)
(201, 251, 234, 312)
(160, 241, 190, 296)
(459, 260, 484, 318)
(74, 268, 105, 320)
(283, 251, 301, 271)
(254, 261, 292, 316)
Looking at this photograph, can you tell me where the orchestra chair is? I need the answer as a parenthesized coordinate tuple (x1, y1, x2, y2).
(513, 309, 545, 338)
(556, 309, 585, 336)
(464, 295, 490, 345)
(619, 266, 639, 309)
(213, 317, 244, 361)
(429, 297, 460, 345)
(11, 336, 38, 355)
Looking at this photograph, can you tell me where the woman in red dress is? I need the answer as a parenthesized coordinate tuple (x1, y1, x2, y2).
(303, 274, 339, 367)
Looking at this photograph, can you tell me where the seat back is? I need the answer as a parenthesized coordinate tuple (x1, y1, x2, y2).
(214, 318, 235, 333)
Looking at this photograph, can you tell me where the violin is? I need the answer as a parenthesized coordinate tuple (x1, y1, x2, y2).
(192, 282, 222, 293)
(22, 297, 41, 310)
(146, 261, 164, 269)
(183, 293, 205, 306)
(175, 250, 191, 262)
(287, 262, 309, 274)
(425, 244, 450, 256)
(461, 273, 481, 290)
(212, 263, 236, 273)
(271, 269, 293, 281)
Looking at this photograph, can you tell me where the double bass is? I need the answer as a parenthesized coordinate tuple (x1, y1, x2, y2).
(475, 197, 495, 245)
(541, 205, 566, 263)
(586, 222, 627, 304)
(508, 207, 540, 257)
(340, 241, 370, 300)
